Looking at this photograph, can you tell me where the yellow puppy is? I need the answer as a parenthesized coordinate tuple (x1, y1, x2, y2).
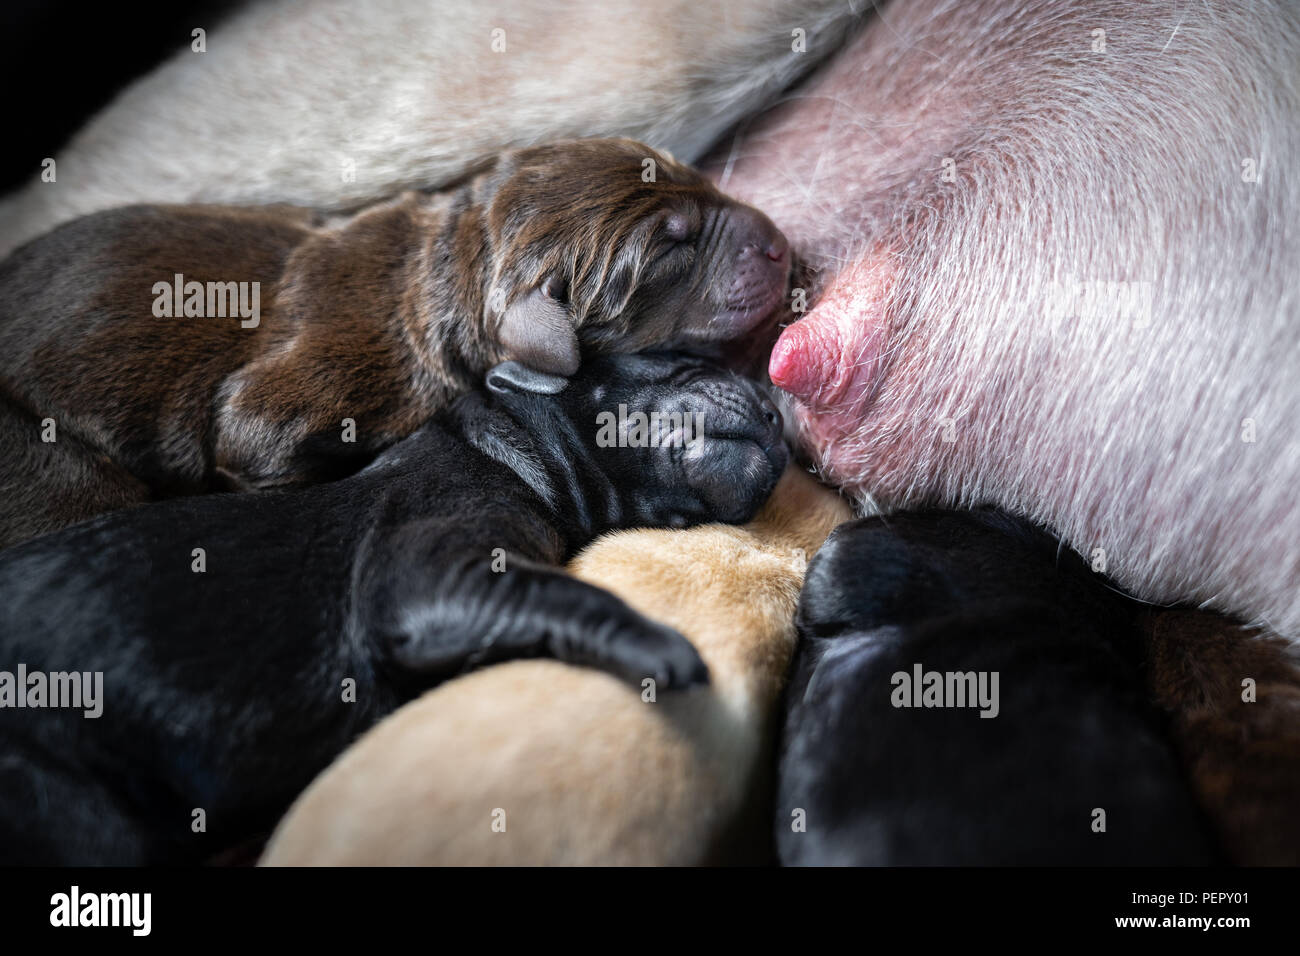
(261, 467, 850, 865)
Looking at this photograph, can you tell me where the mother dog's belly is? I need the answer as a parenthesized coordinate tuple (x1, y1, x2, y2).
(710, 0, 1300, 639)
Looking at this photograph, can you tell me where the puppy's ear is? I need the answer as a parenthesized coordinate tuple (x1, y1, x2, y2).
(496, 276, 580, 377)
(486, 360, 569, 395)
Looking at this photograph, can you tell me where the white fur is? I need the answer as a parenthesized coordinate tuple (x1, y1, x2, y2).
(0, 0, 864, 256)
(717, 0, 1300, 640)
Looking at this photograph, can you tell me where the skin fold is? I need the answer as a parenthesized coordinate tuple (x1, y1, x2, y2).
(5, 0, 1293, 868)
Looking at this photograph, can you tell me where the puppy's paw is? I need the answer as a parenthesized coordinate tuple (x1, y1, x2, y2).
(567, 611, 710, 691)
(543, 578, 710, 690)
(379, 562, 707, 691)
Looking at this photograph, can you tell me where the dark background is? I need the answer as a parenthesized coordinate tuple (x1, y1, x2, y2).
(0, 0, 247, 192)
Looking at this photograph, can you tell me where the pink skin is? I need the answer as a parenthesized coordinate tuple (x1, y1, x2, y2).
(702, 8, 974, 494)
(699, 0, 1300, 641)
(699, 2, 1153, 498)
(760, 249, 929, 503)
(768, 254, 892, 422)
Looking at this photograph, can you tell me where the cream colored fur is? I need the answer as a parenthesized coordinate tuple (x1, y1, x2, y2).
(0, 0, 863, 257)
(260, 467, 850, 865)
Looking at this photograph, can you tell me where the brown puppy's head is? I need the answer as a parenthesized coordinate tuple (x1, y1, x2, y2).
(484, 139, 790, 377)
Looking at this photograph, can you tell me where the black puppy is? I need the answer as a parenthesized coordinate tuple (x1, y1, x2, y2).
(776, 511, 1218, 865)
(0, 352, 786, 865)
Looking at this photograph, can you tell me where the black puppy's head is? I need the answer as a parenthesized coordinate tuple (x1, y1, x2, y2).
(487, 352, 787, 528)
(484, 139, 790, 377)
(797, 510, 1136, 643)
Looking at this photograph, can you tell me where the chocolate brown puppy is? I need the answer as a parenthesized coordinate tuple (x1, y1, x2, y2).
(0, 351, 788, 864)
(0, 138, 790, 547)
(1143, 608, 1300, 865)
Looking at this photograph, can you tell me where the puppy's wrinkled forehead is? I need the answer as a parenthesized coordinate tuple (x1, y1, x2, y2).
(481, 138, 782, 378)
(575, 351, 715, 400)
(492, 139, 711, 222)
(486, 140, 718, 261)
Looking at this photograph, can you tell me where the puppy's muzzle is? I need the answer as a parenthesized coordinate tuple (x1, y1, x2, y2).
(681, 382, 787, 522)
(715, 205, 791, 335)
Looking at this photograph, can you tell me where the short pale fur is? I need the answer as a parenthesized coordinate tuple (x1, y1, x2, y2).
(716, 0, 1300, 640)
(0, 0, 863, 256)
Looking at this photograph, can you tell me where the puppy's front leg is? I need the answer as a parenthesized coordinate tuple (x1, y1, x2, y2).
(350, 350, 788, 695)
(368, 553, 708, 691)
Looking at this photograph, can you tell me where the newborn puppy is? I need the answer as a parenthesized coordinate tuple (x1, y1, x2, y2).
(261, 466, 850, 866)
(778, 511, 1219, 866)
(0, 138, 789, 547)
(0, 352, 786, 864)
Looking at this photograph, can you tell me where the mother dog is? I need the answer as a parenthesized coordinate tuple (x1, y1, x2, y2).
(0, 352, 787, 864)
(0, 0, 864, 254)
(0, 139, 788, 547)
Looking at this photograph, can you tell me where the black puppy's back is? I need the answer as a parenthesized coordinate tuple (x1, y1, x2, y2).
(0, 351, 785, 864)
(778, 510, 1218, 865)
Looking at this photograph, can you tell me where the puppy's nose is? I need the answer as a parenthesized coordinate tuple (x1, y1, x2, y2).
(733, 207, 789, 274)
(764, 231, 789, 263)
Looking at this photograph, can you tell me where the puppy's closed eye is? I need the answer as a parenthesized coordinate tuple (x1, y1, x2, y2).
(541, 274, 569, 305)
(650, 216, 699, 272)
